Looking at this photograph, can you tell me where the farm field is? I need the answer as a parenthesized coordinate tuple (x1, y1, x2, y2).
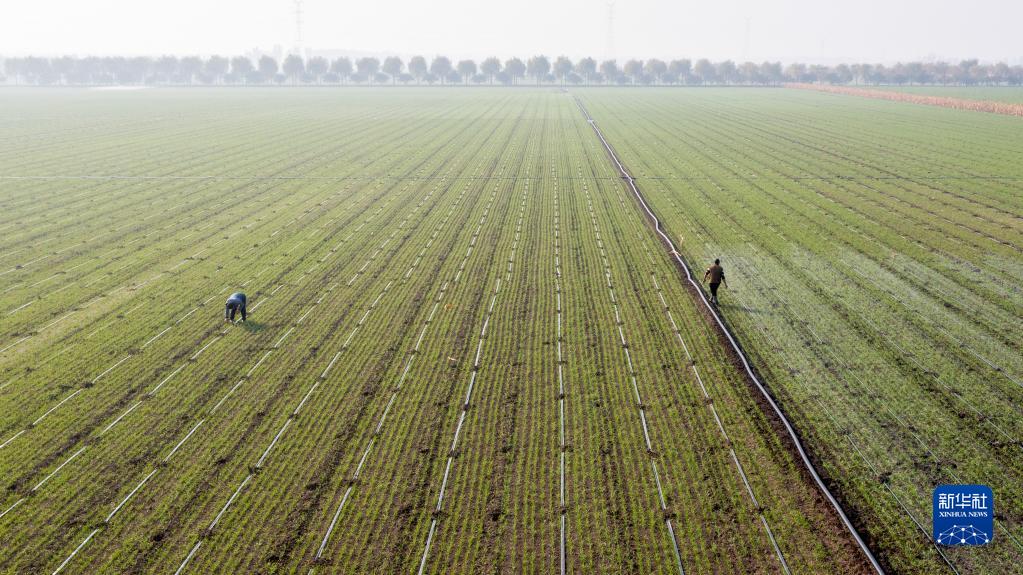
(0, 88, 874, 575)
(872, 86, 1023, 103)
(580, 87, 1023, 574)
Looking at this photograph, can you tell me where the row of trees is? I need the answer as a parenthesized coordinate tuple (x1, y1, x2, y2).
(4, 54, 1022, 87)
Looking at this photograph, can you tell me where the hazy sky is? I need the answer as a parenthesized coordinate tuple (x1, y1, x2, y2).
(3, 0, 1021, 63)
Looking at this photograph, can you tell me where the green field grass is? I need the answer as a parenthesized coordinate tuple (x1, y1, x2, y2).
(872, 86, 1023, 103)
(0, 89, 872, 574)
(580, 87, 1023, 574)
(1, 87, 1019, 575)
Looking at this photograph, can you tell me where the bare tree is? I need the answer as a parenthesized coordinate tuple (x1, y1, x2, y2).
(623, 60, 643, 84)
(408, 56, 428, 84)
(50, 56, 75, 85)
(178, 56, 203, 84)
(204, 56, 228, 85)
(553, 56, 573, 85)
(154, 56, 179, 84)
(644, 59, 666, 84)
(717, 60, 737, 84)
(760, 61, 783, 85)
(693, 58, 715, 84)
(669, 59, 691, 84)
(383, 56, 404, 84)
(959, 59, 981, 85)
(129, 57, 153, 84)
(17, 52, 1018, 89)
(331, 57, 352, 84)
(480, 57, 501, 84)
(930, 61, 950, 86)
(833, 63, 854, 85)
(599, 60, 618, 85)
(307, 56, 328, 84)
(809, 64, 829, 84)
(784, 62, 807, 83)
(258, 56, 278, 83)
(576, 57, 597, 84)
(357, 57, 380, 84)
(737, 61, 757, 84)
(282, 54, 305, 85)
(457, 59, 477, 85)
(527, 55, 550, 85)
(430, 56, 452, 84)
(230, 57, 253, 84)
(504, 58, 526, 85)
(4, 59, 23, 85)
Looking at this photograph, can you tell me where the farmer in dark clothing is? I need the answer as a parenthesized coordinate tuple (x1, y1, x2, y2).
(225, 292, 247, 322)
(703, 259, 727, 305)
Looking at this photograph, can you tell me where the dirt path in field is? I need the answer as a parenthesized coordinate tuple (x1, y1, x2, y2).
(570, 93, 885, 575)
(787, 83, 1023, 117)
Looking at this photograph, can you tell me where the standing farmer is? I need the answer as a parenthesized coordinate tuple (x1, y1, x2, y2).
(225, 292, 247, 322)
(703, 259, 727, 305)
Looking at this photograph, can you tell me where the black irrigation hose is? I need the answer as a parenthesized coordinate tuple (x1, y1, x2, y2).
(571, 93, 886, 575)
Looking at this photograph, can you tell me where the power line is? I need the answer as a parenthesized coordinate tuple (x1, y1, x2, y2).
(293, 0, 304, 57)
(605, 1, 615, 61)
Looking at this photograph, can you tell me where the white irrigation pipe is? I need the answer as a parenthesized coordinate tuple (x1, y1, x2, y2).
(313, 277, 453, 561)
(650, 266, 793, 571)
(256, 419, 292, 468)
(0, 430, 26, 450)
(3, 123, 374, 292)
(141, 325, 173, 349)
(417, 186, 526, 575)
(727, 275, 961, 568)
(174, 541, 203, 575)
(207, 474, 253, 531)
(0, 335, 31, 354)
(0, 497, 26, 520)
(189, 336, 222, 361)
(149, 364, 188, 396)
(3, 184, 247, 281)
(0, 176, 349, 356)
(33, 446, 88, 491)
(30, 389, 84, 426)
(3, 215, 232, 349)
(842, 257, 1018, 390)
(195, 199, 439, 562)
(92, 355, 132, 383)
(170, 179, 470, 573)
(581, 188, 685, 575)
(553, 192, 568, 575)
(105, 468, 160, 523)
(100, 401, 142, 435)
(573, 95, 884, 575)
(312, 183, 498, 568)
(165, 420, 206, 463)
(52, 143, 479, 575)
(50, 527, 99, 575)
(806, 270, 1023, 551)
(6, 300, 35, 315)
(273, 327, 295, 348)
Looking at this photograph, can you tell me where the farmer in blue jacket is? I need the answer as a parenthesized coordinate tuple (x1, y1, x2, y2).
(225, 292, 247, 322)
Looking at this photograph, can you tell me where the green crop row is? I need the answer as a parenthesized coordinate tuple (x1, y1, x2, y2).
(2, 89, 881, 574)
(580, 87, 1023, 574)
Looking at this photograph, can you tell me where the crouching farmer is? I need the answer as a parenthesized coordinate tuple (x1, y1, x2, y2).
(225, 292, 247, 322)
